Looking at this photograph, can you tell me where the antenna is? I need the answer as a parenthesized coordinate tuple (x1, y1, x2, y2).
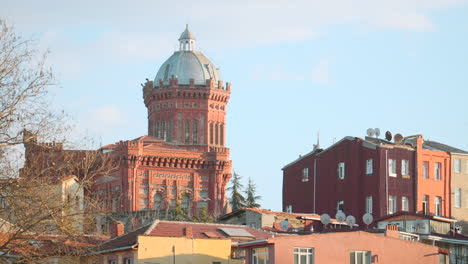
(394, 134, 403, 144)
(455, 224, 463, 234)
(375, 128, 380, 138)
(279, 219, 289, 231)
(362, 213, 373, 228)
(366, 128, 375, 137)
(346, 215, 356, 228)
(335, 211, 346, 223)
(320, 214, 331, 227)
(385, 131, 392, 141)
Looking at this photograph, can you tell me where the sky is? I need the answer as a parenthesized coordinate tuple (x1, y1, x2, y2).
(2, 0, 468, 211)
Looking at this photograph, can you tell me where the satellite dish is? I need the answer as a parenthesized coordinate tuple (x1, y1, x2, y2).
(366, 128, 375, 137)
(375, 128, 380, 138)
(455, 224, 463, 234)
(320, 214, 331, 225)
(335, 211, 346, 222)
(385, 131, 392, 141)
(394, 134, 403, 144)
(346, 215, 356, 227)
(363, 213, 373, 225)
(279, 219, 289, 231)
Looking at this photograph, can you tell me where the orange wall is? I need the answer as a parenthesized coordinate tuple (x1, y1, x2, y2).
(244, 231, 441, 264)
(416, 137, 451, 217)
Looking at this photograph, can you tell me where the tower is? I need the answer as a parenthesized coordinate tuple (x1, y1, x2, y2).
(143, 25, 231, 152)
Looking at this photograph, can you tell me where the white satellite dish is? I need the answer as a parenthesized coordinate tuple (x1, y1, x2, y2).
(366, 128, 375, 137)
(320, 214, 331, 225)
(335, 211, 346, 223)
(363, 213, 373, 225)
(346, 215, 356, 228)
(375, 128, 380, 138)
(279, 219, 289, 231)
(455, 224, 463, 234)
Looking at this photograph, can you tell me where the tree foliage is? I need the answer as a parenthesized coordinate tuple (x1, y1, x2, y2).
(244, 177, 261, 208)
(227, 171, 245, 211)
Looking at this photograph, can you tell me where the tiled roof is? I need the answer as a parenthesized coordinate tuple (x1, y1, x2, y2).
(375, 211, 457, 223)
(424, 141, 468, 154)
(132, 135, 163, 142)
(147, 221, 274, 242)
(96, 224, 152, 252)
(241, 208, 321, 219)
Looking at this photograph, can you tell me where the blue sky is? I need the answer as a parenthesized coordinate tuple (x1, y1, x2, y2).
(2, 0, 468, 211)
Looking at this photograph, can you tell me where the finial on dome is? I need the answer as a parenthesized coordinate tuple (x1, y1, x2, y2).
(179, 25, 196, 51)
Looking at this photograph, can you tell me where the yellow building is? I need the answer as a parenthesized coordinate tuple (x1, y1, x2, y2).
(92, 220, 274, 264)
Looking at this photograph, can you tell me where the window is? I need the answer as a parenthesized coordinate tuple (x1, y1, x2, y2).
(139, 187, 148, 195)
(192, 120, 198, 144)
(220, 124, 224, 146)
(154, 193, 164, 209)
(455, 159, 461, 173)
(401, 160, 409, 175)
(350, 251, 371, 264)
(389, 159, 396, 176)
(215, 123, 219, 145)
(209, 123, 214, 144)
(294, 248, 314, 264)
(435, 196, 441, 216)
(435, 163, 441, 180)
(402, 196, 409, 211)
(338, 162, 345, 179)
(366, 159, 373, 174)
(252, 247, 269, 264)
(139, 198, 148, 209)
(365, 196, 372, 214)
(123, 258, 132, 264)
(108, 260, 116, 264)
(423, 162, 429, 179)
(455, 188, 462, 208)
(286, 205, 293, 213)
(422, 195, 429, 214)
(388, 195, 396, 214)
(337, 200, 344, 212)
(185, 121, 190, 144)
(302, 168, 309, 182)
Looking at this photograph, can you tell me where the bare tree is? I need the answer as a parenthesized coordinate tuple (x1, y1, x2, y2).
(0, 19, 115, 262)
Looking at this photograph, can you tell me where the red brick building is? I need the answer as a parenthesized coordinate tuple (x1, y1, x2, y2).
(91, 26, 232, 219)
(283, 134, 453, 227)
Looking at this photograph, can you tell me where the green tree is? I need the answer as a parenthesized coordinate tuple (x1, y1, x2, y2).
(193, 207, 214, 223)
(171, 201, 188, 221)
(227, 171, 245, 210)
(245, 177, 261, 208)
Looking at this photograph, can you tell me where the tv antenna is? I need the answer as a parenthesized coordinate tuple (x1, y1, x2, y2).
(394, 133, 403, 144)
(320, 214, 331, 228)
(335, 211, 346, 223)
(385, 131, 392, 141)
(366, 128, 375, 137)
(346, 215, 356, 229)
(375, 128, 381, 138)
(279, 219, 289, 232)
(362, 213, 373, 228)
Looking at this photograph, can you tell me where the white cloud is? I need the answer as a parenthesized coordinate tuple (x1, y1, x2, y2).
(311, 60, 332, 84)
(84, 106, 126, 134)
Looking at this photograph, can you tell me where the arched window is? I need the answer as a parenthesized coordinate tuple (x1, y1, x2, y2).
(215, 123, 219, 145)
(209, 123, 214, 145)
(181, 194, 190, 209)
(155, 122, 160, 138)
(185, 121, 190, 144)
(220, 123, 224, 146)
(192, 120, 198, 144)
(154, 193, 164, 210)
(161, 122, 166, 140)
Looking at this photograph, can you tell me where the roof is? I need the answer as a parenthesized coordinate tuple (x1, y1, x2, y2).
(132, 135, 164, 143)
(423, 140, 468, 154)
(95, 220, 275, 254)
(375, 211, 457, 223)
(154, 50, 220, 87)
(179, 24, 196, 40)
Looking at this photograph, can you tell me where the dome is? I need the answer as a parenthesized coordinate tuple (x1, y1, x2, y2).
(154, 51, 221, 87)
(154, 26, 220, 88)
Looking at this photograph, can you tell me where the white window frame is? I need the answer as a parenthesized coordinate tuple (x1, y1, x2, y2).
(350, 251, 371, 264)
(422, 195, 429, 214)
(338, 162, 345, 179)
(302, 167, 309, 182)
(423, 161, 429, 179)
(286, 205, 293, 213)
(435, 196, 441, 216)
(435, 163, 441, 180)
(252, 247, 269, 264)
(366, 159, 373, 174)
(455, 159, 461, 173)
(294, 248, 314, 264)
(388, 195, 396, 214)
(366, 196, 372, 214)
(402, 196, 409, 211)
(401, 160, 409, 175)
(455, 188, 462, 208)
(337, 200, 344, 212)
(389, 159, 396, 177)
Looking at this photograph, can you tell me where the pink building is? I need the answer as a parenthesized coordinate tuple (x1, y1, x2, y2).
(240, 228, 446, 264)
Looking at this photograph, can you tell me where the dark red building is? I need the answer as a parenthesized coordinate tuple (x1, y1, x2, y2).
(283, 136, 417, 225)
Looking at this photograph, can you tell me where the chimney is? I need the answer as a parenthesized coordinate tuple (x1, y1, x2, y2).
(184, 226, 193, 239)
(385, 224, 399, 238)
(111, 221, 125, 238)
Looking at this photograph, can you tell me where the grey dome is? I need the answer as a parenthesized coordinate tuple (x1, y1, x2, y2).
(179, 25, 196, 41)
(154, 51, 221, 87)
